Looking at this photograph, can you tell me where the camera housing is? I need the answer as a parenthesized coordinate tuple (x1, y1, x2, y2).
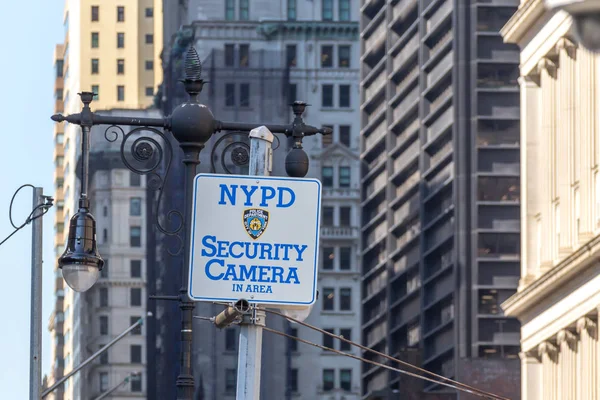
(545, 0, 600, 52)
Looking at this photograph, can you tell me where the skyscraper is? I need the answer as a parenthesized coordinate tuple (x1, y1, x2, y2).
(360, 1, 521, 398)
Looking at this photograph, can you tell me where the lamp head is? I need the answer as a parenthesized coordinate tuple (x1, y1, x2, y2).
(58, 198, 103, 292)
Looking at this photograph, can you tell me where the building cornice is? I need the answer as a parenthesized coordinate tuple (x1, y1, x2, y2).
(501, 0, 547, 44)
(502, 234, 600, 318)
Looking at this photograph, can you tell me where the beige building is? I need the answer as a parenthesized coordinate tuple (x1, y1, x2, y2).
(502, 1, 600, 399)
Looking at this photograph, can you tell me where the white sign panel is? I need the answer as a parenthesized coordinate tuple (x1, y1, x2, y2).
(188, 173, 322, 306)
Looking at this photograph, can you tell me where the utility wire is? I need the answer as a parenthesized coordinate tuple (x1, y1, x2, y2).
(262, 326, 503, 400)
(0, 186, 53, 248)
(260, 307, 510, 400)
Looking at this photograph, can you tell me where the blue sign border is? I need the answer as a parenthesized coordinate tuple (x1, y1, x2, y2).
(187, 173, 322, 305)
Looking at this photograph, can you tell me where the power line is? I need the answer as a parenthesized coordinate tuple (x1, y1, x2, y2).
(260, 307, 510, 400)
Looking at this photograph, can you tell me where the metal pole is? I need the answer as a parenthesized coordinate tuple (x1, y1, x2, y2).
(236, 126, 273, 400)
(29, 187, 43, 400)
(93, 372, 140, 400)
(42, 317, 145, 398)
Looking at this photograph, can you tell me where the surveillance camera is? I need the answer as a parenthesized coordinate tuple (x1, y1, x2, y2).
(545, 0, 600, 52)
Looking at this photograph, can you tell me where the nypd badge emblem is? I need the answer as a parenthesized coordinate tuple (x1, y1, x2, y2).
(243, 208, 269, 240)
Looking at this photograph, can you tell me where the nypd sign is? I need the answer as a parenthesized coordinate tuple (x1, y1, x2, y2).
(188, 174, 322, 306)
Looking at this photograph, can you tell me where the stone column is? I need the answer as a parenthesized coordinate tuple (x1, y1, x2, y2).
(577, 317, 597, 400)
(538, 341, 558, 400)
(557, 329, 578, 399)
(537, 58, 557, 272)
(520, 351, 542, 400)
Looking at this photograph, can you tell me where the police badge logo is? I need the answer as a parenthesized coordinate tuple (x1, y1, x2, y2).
(243, 208, 269, 240)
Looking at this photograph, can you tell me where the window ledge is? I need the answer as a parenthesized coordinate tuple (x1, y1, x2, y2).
(320, 108, 355, 112)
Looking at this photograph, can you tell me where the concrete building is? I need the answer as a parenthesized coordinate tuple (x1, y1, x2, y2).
(49, 0, 163, 398)
(501, 2, 600, 399)
(153, 1, 362, 399)
(359, 0, 522, 398)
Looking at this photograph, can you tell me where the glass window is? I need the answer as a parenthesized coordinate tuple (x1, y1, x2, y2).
(322, 207, 334, 226)
(130, 226, 141, 247)
(117, 6, 125, 22)
(339, 84, 351, 108)
(323, 287, 334, 310)
(92, 85, 99, 100)
(339, 0, 351, 21)
(226, 328, 236, 351)
(338, 45, 351, 67)
(99, 287, 108, 307)
(55, 59, 64, 78)
(225, 369, 236, 392)
(131, 288, 142, 306)
(290, 368, 298, 392)
(225, 83, 235, 106)
(240, 83, 250, 107)
(478, 233, 520, 257)
(100, 372, 109, 392)
(117, 32, 125, 48)
(322, 166, 334, 187)
(288, 328, 298, 351)
(288, 83, 297, 105)
(145, 60, 154, 70)
(322, 0, 333, 21)
(339, 328, 351, 351)
(321, 45, 333, 67)
(130, 197, 142, 216)
(100, 316, 108, 335)
(340, 288, 352, 310)
(322, 125, 334, 146)
(101, 259, 108, 278)
(322, 369, 334, 391)
(477, 120, 519, 146)
(322, 247, 334, 270)
(131, 260, 142, 278)
(131, 344, 142, 363)
(239, 44, 249, 67)
(339, 125, 351, 147)
(287, 0, 296, 20)
(340, 207, 351, 226)
(102, 205, 107, 217)
(225, 0, 235, 20)
(407, 323, 420, 346)
(103, 228, 108, 243)
(145, 87, 154, 97)
(323, 328, 335, 348)
(145, 34, 154, 44)
(130, 172, 141, 187)
(339, 247, 351, 270)
(339, 166, 351, 187)
(117, 59, 125, 74)
(322, 84, 334, 107)
(130, 316, 142, 335)
(99, 345, 108, 364)
(131, 374, 142, 391)
(145, 7, 153, 17)
(477, 64, 519, 88)
(91, 32, 99, 48)
(117, 85, 125, 101)
(477, 177, 520, 202)
(91, 58, 99, 74)
(286, 44, 297, 67)
(225, 44, 235, 66)
(239, 0, 249, 20)
(91, 6, 99, 21)
(340, 369, 352, 391)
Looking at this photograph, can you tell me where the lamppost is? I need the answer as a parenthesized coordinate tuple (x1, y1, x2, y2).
(51, 46, 330, 399)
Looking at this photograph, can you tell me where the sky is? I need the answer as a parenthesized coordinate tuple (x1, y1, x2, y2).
(0, 0, 64, 398)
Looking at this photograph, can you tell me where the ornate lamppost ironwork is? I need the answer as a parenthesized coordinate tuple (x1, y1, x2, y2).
(51, 46, 331, 400)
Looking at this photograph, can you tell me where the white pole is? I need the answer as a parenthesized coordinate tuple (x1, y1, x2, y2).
(236, 126, 273, 400)
(29, 187, 43, 400)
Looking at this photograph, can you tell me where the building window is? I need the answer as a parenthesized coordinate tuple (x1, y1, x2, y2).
(130, 197, 142, 216)
(290, 368, 298, 392)
(339, 84, 351, 108)
(130, 226, 142, 247)
(322, 125, 334, 146)
(91, 58, 99, 74)
(339, 247, 351, 270)
(575, 188, 581, 238)
(322, 166, 334, 187)
(101, 259, 108, 278)
(555, 204, 561, 257)
(57, 223, 65, 234)
(288, 328, 298, 351)
(99, 345, 108, 364)
(339, 125, 351, 147)
(145, 87, 154, 97)
(55, 59, 64, 78)
(338, 45, 351, 67)
(340, 369, 352, 391)
(131, 288, 142, 306)
(339, 328, 351, 351)
(339, 288, 351, 310)
(117, 59, 125, 74)
(99, 287, 108, 307)
(145, 34, 154, 44)
(91, 5, 99, 21)
(225, 83, 235, 106)
(117, 32, 125, 48)
(117, 6, 125, 22)
(407, 323, 420, 347)
(323, 328, 335, 348)
(130, 171, 141, 186)
(225, 44, 235, 67)
(131, 374, 142, 391)
(100, 316, 109, 335)
(92, 85, 99, 100)
(91, 32, 99, 48)
(322, 0, 333, 21)
(131, 260, 142, 278)
(288, 83, 297, 105)
(225, 0, 235, 20)
(323, 207, 334, 226)
(323, 287, 334, 310)
(240, 83, 250, 107)
(322, 369, 334, 391)
(322, 247, 334, 270)
(478, 233, 520, 257)
(225, 328, 236, 351)
(339, 166, 351, 187)
(145, 7, 153, 17)
(321, 45, 333, 68)
(103, 228, 108, 243)
(286, 44, 297, 67)
(239, 0, 249, 20)
(117, 85, 125, 101)
(239, 44, 249, 67)
(340, 207, 351, 226)
(225, 369, 236, 392)
(477, 177, 520, 201)
(339, 0, 351, 20)
(322, 85, 334, 107)
(100, 372, 109, 392)
(145, 60, 153, 70)
(131, 344, 142, 363)
(131, 316, 142, 335)
(287, 0, 296, 20)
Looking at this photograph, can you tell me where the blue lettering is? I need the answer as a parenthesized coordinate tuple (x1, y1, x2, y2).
(217, 241, 229, 257)
(201, 235, 217, 257)
(277, 187, 295, 208)
(280, 244, 293, 260)
(259, 243, 273, 260)
(205, 259, 224, 280)
(258, 266, 270, 281)
(260, 186, 276, 207)
(218, 184, 237, 205)
(284, 267, 300, 284)
(266, 285, 273, 293)
(271, 266, 284, 283)
(223, 264, 237, 281)
(241, 185, 258, 206)
(293, 244, 308, 261)
(238, 264, 257, 282)
(230, 242, 244, 258)
(233, 284, 243, 292)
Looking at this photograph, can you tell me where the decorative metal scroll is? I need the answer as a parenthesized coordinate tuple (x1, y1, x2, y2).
(209, 131, 282, 175)
(104, 125, 184, 256)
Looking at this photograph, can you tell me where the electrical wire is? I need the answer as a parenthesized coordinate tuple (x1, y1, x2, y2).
(259, 307, 510, 400)
(262, 326, 503, 400)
